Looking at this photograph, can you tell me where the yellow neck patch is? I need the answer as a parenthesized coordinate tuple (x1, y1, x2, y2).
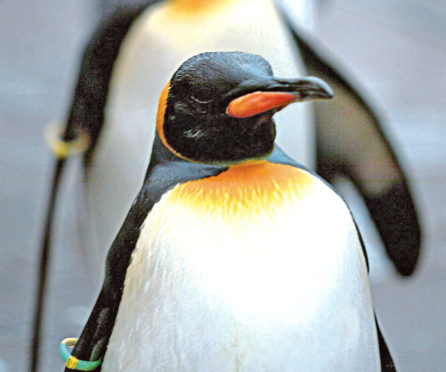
(168, 161, 315, 220)
(168, 0, 238, 15)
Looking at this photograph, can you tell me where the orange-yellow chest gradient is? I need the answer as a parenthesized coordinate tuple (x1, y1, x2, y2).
(169, 161, 315, 221)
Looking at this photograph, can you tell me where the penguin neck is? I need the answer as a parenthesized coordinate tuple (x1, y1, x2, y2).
(228, 159, 268, 169)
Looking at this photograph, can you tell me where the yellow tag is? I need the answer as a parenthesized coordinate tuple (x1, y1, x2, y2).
(44, 121, 90, 159)
(66, 356, 79, 369)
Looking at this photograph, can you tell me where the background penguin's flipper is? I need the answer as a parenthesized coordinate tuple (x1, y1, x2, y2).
(280, 13, 421, 276)
(64, 2, 160, 160)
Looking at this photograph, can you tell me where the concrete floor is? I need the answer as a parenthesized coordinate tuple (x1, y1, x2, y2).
(0, 0, 445, 371)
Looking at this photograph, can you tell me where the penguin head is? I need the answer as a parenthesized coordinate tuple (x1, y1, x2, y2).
(157, 51, 332, 165)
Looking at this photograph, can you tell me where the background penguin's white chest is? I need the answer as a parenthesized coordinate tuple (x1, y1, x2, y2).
(103, 165, 380, 371)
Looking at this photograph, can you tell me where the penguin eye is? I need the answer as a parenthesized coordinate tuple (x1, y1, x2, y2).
(190, 95, 213, 105)
(189, 94, 216, 114)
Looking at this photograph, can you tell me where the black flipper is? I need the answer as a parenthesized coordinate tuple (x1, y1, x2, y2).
(279, 11, 421, 275)
(64, 137, 225, 371)
(65, 183, 155, 370)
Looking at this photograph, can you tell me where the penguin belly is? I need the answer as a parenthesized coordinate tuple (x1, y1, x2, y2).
(84, 0, 314, 268)
(103, 163, 380, 371)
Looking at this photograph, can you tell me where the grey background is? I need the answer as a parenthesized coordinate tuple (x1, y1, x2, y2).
(0, 0, 445, 371)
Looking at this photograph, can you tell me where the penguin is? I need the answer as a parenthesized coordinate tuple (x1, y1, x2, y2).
(62, 51, 396, 372)
(50, 0, 420, 279)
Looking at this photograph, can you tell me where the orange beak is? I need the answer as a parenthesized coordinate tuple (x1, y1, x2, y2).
(226, 76, 333, 119)
(226, 91, 298, 119)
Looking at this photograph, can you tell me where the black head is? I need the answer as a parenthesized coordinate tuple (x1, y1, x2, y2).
(157, 52, 332, 165)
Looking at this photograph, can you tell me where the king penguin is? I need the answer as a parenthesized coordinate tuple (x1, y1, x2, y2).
(51, 0, 420, 279)
(63, 52, 395, 372)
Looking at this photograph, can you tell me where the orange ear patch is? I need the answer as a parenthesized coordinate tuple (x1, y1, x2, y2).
(169, 161, 315, 220)
(156, 82, 170, 145)
(156, 81, 188, 160)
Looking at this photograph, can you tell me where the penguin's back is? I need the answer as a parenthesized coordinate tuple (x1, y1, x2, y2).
(103, 162, 380, 371)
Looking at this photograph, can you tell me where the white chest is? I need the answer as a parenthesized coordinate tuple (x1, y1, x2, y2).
(103, 165, 379, 371)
